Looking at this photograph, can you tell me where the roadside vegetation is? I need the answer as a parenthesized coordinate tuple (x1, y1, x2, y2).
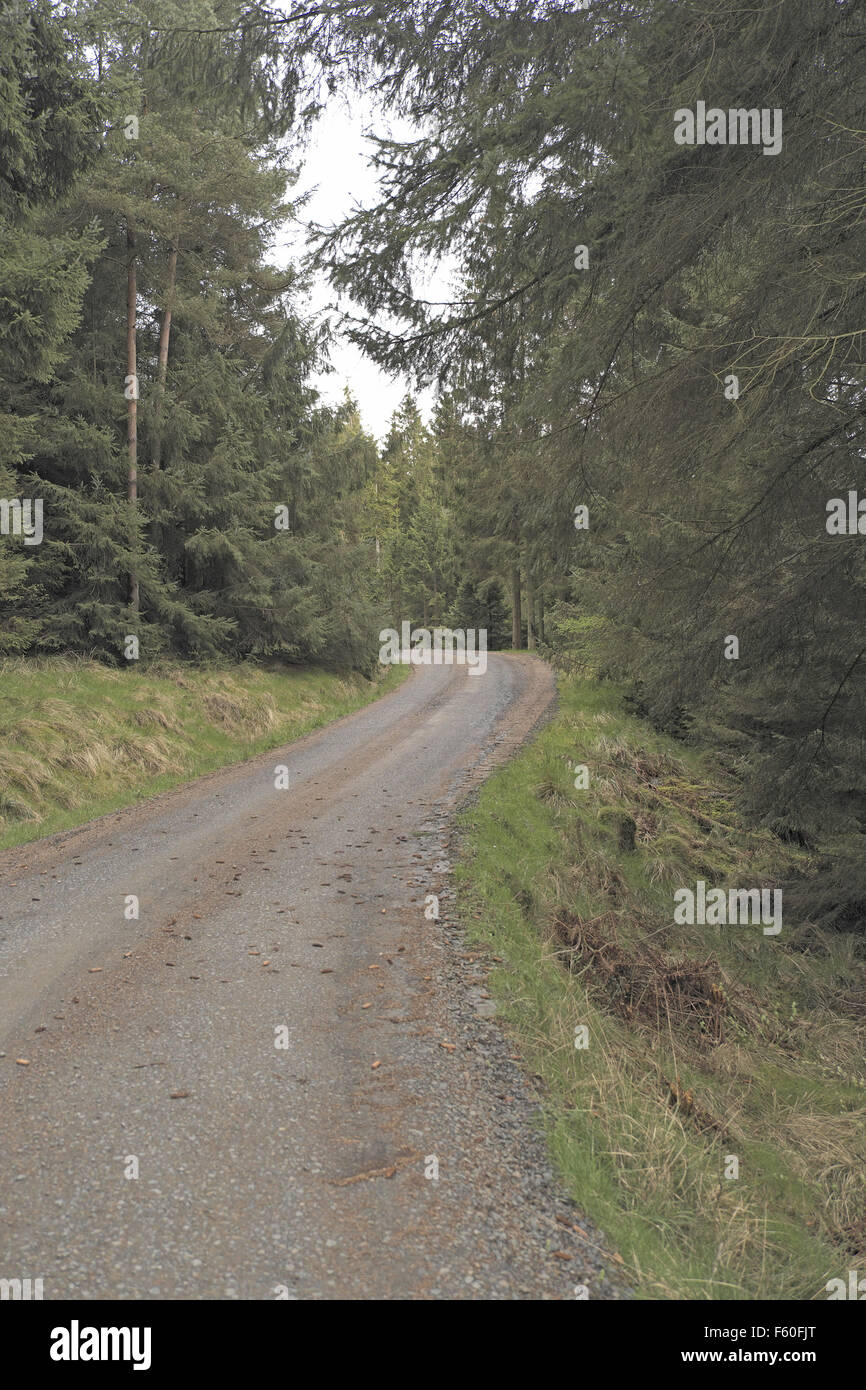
(0, 658, 407, 848)
(455, 664, 866, 1301)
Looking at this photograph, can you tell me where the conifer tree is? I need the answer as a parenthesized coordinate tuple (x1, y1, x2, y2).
(0, 0, 105, 650)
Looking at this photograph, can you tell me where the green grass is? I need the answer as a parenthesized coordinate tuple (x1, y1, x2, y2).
(454, 671, 866, 1300)
(0, 656, 409, 848)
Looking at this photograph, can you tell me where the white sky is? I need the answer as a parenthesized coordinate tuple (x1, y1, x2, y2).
(276, 91, 454, 443)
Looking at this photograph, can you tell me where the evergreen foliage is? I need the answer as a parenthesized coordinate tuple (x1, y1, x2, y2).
(314, 0, 866, 922)
(3, 0, 865, 923)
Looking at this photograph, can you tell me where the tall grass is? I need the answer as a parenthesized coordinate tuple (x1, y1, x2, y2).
(0, 656, 407, 847)
(455, 675, 866, 1299)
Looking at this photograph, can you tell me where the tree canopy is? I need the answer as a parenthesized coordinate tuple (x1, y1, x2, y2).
(2, 0, 864, 922)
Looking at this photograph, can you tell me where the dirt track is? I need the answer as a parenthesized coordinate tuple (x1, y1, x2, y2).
(0, 654, 629, 1299)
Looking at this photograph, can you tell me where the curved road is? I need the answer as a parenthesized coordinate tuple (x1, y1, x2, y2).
(0, 654, 626, 1300)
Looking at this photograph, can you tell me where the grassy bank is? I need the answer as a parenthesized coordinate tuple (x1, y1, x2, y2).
(454, 673, 865, 1300)
(0, 657, 408, 848)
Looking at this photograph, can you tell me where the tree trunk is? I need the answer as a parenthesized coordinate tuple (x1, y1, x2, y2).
(526, 568, 535, 650)
(538, 585, 545, 644)
(152, 241, 178, 471)
(126, 220, 139, 615)
(511, 566, 522, 649)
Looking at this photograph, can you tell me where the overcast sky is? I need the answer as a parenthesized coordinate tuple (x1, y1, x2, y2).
(276, 92, 453, 443)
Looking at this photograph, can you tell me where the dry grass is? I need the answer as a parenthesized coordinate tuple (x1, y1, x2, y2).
(456, 674, 866, 1298)
(0, 656, 406, 845)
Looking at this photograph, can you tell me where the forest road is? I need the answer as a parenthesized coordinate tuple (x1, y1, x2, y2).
(0, 654, 628, 1300)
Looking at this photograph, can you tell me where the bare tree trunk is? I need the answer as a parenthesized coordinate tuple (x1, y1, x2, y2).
(511, 566, 522, 649)
(526, 568, 535, 649)
(538, 585, 545, 644)
(126, 220, 139, 614)
(152, 241, 178, 471)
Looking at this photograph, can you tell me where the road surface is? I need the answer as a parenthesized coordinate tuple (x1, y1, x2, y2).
(0, 654, 627, 1300)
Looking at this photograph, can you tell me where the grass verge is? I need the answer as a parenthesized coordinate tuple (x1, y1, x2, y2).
(0, 656, 408, 848)
(454, 672, 866, 1300)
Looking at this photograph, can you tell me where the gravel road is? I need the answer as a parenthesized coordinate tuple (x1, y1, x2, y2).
(0, 654, 629, 1300)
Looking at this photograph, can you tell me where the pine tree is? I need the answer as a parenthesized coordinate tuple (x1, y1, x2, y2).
(0, 0, 105, 651)
(9, 0, 356, 664)
(317, 0, 866, 921)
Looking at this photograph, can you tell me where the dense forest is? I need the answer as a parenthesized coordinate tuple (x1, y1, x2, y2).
(1, 0, 864, 926)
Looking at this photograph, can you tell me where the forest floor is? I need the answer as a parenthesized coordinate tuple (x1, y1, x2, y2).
(455, 672, 866, 1299)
